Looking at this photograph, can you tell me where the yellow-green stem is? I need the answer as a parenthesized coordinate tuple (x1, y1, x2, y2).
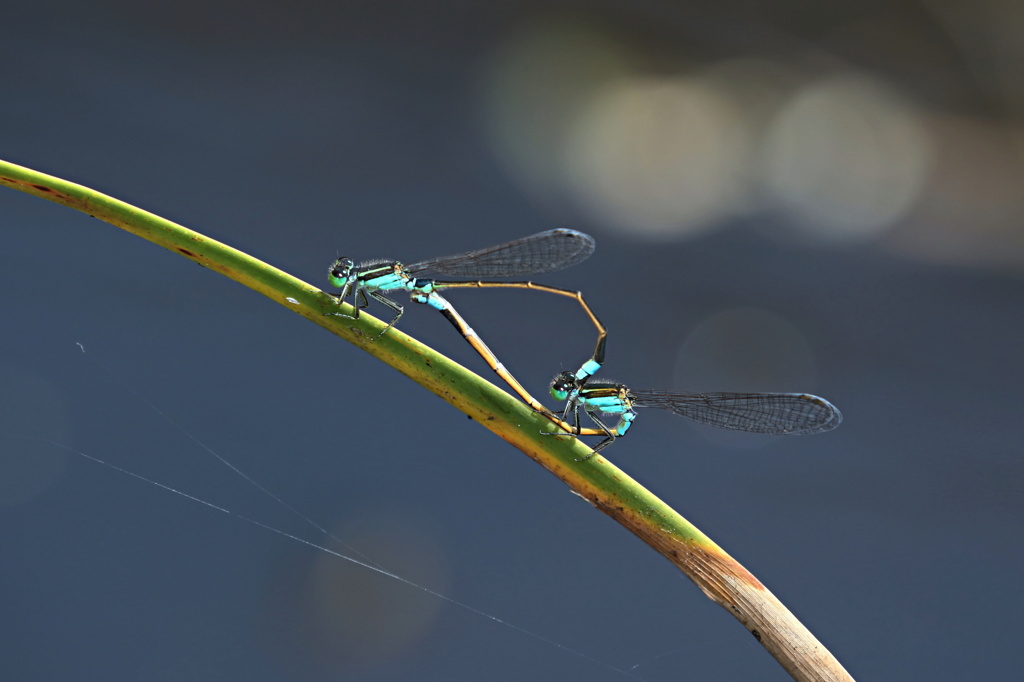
(0, 159, 853, 682)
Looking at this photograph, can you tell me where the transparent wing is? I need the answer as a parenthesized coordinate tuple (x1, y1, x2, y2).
(406, 229, 595, 278)
(629, 390, 842, 435)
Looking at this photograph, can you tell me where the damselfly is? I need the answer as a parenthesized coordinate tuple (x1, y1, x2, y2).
(328, 229, 607, 425)
(549, 371, 842, 459)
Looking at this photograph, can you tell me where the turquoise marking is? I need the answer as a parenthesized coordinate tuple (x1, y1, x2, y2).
(612, 411, 636, 436)
(580, 392, 634, 435)
(582, 395, 629, 414)
(364, 272, 408, 291)
(575, 359, 602, 381)
(410, 289, 448, 311)
(410, 279, 437, 294)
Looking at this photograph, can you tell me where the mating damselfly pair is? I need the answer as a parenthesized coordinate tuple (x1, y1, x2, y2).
(327, 229, 841, 459)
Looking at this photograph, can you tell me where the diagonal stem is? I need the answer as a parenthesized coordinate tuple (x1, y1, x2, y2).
(0, 158, 854, 682)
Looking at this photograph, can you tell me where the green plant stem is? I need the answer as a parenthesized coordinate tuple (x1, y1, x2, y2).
(1, 159, 854, 682)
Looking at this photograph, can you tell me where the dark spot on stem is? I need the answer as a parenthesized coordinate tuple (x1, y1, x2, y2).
(31, 184, 52, 193)
(750, 629, 762, 641)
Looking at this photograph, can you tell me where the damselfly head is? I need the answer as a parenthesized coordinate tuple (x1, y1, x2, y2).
(549, 371, 577, 402)
(328, 257, 356, 287)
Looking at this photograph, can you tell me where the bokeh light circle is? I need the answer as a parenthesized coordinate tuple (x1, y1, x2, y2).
(759, 74, 933, 241)
(564, 76, 751, 239)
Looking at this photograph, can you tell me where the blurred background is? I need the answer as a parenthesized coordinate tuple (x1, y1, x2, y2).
(2, 2, 1022, 680)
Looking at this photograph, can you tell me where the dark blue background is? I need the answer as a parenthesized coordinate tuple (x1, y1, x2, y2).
(3, 3, 1022, 680)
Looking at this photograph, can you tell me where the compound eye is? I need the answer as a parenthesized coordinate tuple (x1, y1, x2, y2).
(330, 257, 353, 276)
(549, 371, 576, 400)
(328, 258, 357, 288)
